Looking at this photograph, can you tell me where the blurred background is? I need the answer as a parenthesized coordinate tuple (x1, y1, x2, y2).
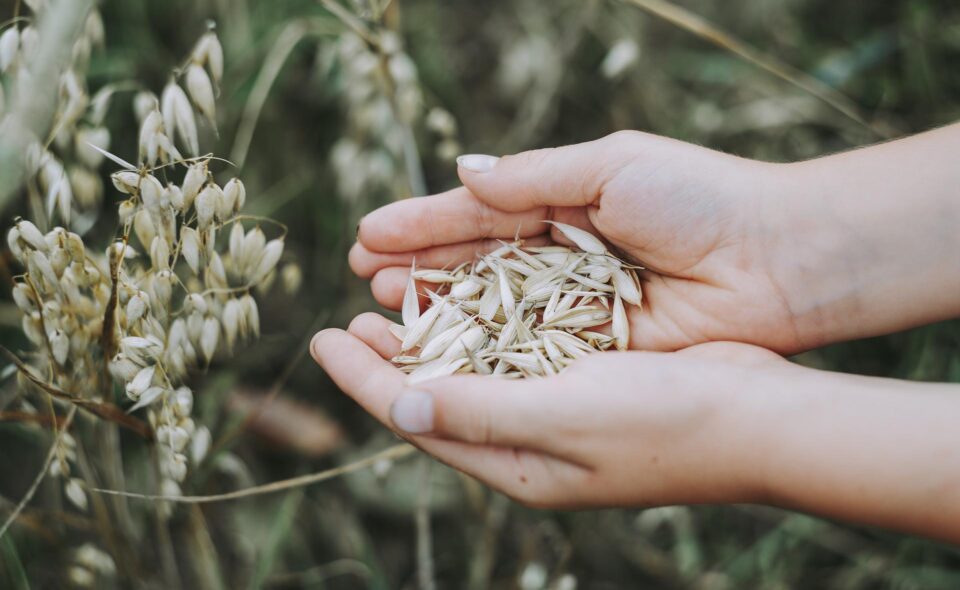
(1, 0, 960, 588)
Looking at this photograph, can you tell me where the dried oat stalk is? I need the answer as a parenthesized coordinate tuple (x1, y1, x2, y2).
(393, 222, 643, 383)
(5, 27, 298, 514)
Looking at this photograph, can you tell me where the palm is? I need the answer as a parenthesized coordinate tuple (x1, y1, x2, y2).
(350, 132, 800, 353)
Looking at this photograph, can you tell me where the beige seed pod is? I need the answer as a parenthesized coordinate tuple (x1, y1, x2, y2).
(88, 87, 114, 126)
(195, 185, 216, 229)
(74, 127, 110, 168)
(228, 222, 244, 266)
(222, 178, 243, 215)
(118, 199, 137, 223)
(165, 183, 185, 212)
(250, 239, 283, 283)
(133, 208, 156, 248)
(128, 386, 165, 413)
(84, 9, 105, 48)
(161, 80, 199, 156)
(133, 90, 158, 124)
(53, 177, 73, 225)
(173, 386, 193, 418)
(111, 171, 140, 194)
(206, 252, 227, 288)
(50, 246, 70, 277)
(0, 27, 19, 72)
(419, 320, 471, 362)
(17, 219, 47, 252)
(184, 293, 207, 315)
(150, 235, 170, 270)
(6, 227, 23, 261)
(544, 221, 607, 255)
(126, 365, 156, 400)
(209, 182, 229, 220)
(200, 317, 219, 362)
(68, 166, 103, 209)
(164, 452, 188, 482)
(401, 296, 445, 352)
(181, 161, 206, 207)
(185, 63, 215, 123)
(138, 109, 164, 165)
(28, 250, 59, 287)
(126, 291, 148, 324)
(140, 175, 164, 211)
(180, 226, 201, 274)
(222, 298, 242, 349)
(49, 329, 69, 365)
(152, 270, 174, 307)
(22, 313, 44, 347)
(65, 478, 88, 512)
(240, 226, 266, 270)
(240, 294, 259, 337)
(193, 32, 224, 86)
(12, 282, 35, 313)
(402, 260, 419, 327)
(191, 426, 211, 464)
(611, 267, 642, 307)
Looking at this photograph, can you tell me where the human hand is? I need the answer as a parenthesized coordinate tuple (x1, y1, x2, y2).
(312, 314, 960, 542)
(349, 131, 822, 354)
(310, 312, 785, 508)
(353, 124, 960, 356)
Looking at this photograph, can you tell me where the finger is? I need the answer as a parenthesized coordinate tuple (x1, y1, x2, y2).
(370, 266, 421, 311)
(347, 312, 402, 360)
(349, 234, 553, 279)
(456, 132, 640, 212)
(412, 439, 588, 509)
(389, 374, 566, 452)
(357, 186, 547, 253)
(310, 329, 405, 418)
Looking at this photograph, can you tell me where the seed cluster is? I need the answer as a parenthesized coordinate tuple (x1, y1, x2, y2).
(325, 30, 427, 201)
(393, 222, 642, 382)
(1, 5, 108, 224)
(5, 28, 295, 523)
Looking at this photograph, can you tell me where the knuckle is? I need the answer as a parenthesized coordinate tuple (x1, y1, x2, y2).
(347, 312, 381, 334)
(502, 147, 555, 172)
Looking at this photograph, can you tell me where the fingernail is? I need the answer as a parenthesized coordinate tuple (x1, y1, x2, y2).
(390, 390, 434, 434)
(457, 154, 499, 173)
(355, 216, 364, 240)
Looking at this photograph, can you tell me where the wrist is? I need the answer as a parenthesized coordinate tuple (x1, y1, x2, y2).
(722, 358, 821, 505)
(750, 159, 873, 350)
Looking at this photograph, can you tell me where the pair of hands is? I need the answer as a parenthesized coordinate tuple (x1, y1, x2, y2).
(311, 128, 960, 539)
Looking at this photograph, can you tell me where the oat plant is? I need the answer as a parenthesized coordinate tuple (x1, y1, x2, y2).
(1, 8, 290, 586)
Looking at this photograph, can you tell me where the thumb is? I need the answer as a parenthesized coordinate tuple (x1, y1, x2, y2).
(456, 132, 640, 212)
(389, 375, 558, 450)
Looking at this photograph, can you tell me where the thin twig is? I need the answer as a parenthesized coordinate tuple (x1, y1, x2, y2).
(90, 443, 417, 503)
(0, 405, 77, 540)
(621, 0, 887, 138)
(0, 345, 152, 439)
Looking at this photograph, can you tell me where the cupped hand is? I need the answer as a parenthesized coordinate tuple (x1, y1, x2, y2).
(350, 131, 814, 354)
(310, 313, 790, 508)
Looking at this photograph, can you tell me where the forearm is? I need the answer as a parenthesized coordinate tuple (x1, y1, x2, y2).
(767, 123, 960, 347)
(748, 367, 960, 543)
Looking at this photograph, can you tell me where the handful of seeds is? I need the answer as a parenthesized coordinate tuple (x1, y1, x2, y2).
(391, 222, 642, 383)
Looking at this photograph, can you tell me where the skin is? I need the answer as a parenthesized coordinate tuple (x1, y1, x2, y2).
(313, 125, 960, 543)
